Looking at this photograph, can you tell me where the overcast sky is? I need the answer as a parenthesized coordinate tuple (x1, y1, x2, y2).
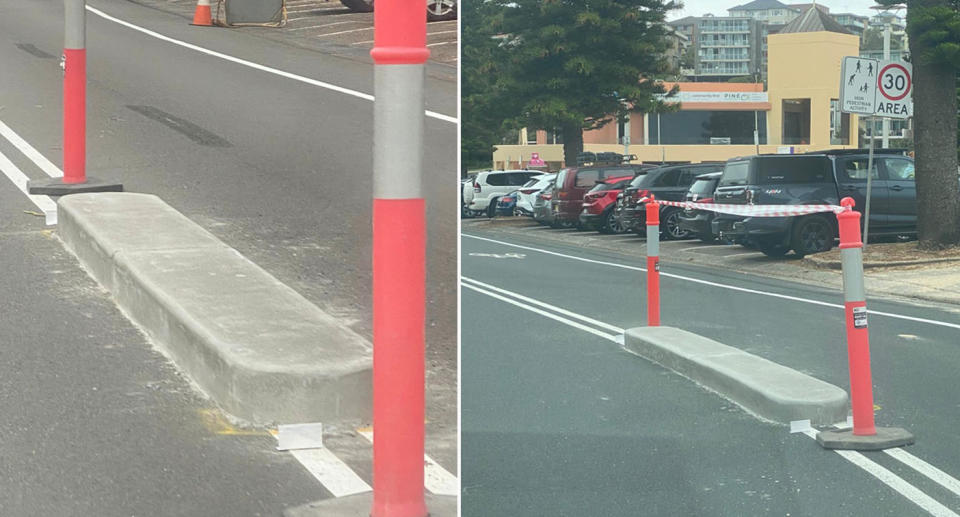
(666, 0, 904, 21)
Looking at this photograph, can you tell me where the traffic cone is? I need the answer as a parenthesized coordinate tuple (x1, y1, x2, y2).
(191, 0, 212, 26)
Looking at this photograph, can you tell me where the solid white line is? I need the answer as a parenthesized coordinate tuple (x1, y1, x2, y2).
(0, 150, 58, 226)
(426, 41, 456, 48)
(461, 276, 624, 333)
(84, 5, 457, 125)
(677, 244, 739, 253)
(356, 430, 459, 496)
(426, 30, 458, 36)
(462, 282, 620, 343)
(885, 448, 960, 500)
(798, 430, 959, 517)
(288, 448, 372, 497)
(0, 119, 63, 178)
(462, 233, 960, 331)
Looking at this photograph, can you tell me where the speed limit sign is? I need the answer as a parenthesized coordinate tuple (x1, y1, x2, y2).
(876, 61, 912, 118)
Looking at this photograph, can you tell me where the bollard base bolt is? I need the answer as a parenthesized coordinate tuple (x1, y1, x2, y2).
(816, 426, 914, 451)
(28, 177, 123, 196)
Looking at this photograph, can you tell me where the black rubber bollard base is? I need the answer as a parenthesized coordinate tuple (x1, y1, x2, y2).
(816, 426, 915, 451)
(28, 177, 123, 196)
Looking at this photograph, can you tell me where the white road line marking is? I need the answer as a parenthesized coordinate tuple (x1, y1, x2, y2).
(798, 430, 960, 517)
(288, 448, 372, 497)
(720, 252, 763, 259)
(884, 448, 960, 500)
(461, 277, 624, 333)
(677, 244, 740, 253)
(426, 41, 456, 48)
(462, 233, 960, 331)
(287, 20, 365, 31)
(426, 30, 457, 36)
(462, 282, 620, 343)
(84, 5, 457, 124)
(0, 119, 63, 178)
(0, 150, 58, 225)
(314, 27, 374, 37)
(356, 430, 459, 496)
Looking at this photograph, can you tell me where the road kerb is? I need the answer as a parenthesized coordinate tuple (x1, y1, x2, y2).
(623, 326, 848, 425)
(57, 192, 372, 424)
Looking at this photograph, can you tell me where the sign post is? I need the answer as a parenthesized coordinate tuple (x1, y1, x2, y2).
(29, 0, 122, 196)
(838, 56, 912, 247)
(370, 2, 429, 516)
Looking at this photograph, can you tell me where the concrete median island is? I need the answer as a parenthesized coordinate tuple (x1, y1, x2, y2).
(624, 326, 848, 426)
(57, 193, 372, 424)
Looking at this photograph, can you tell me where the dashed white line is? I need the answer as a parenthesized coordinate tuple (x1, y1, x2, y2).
(463, 233, 960, 331)
(884, 447, 960, 500)
(84, 5, 457, 124)
(315, 27, 374, 37)
(356, 429, 459, 496)
(288, 447, 372, 497)
(426, 41, 456, 48)
(287, 20, 365, 31)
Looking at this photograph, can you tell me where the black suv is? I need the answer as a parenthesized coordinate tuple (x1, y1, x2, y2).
(712, 150, 915, 257)
(615, 163, 724, 238)
(677, 172, 723, 242)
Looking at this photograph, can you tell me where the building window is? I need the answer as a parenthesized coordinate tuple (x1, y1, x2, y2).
(830, 99, 851, 145)
(648, 110, 767, 145)
(782, 99, 811, 145)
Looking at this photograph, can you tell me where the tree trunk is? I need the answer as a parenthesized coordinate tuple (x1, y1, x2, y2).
(913, 44, 960, 248)
(561, 123, 584, 168)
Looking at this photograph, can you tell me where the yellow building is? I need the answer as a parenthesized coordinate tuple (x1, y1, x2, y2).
(492, 6, 861, 171)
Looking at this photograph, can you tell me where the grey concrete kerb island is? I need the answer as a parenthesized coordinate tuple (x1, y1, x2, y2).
(624, 326, 849, 426)
(57, 193, 372, 424)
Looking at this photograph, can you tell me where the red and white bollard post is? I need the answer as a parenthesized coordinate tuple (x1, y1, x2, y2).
(645, 196, 660, 327)
(29, 0, 122, 196)
(370, 3, 429, 517)
(816, 197, 913, 450)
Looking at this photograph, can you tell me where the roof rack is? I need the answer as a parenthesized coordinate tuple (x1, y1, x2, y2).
(576, 152, 638, 166)
(802, 148, 909, 156)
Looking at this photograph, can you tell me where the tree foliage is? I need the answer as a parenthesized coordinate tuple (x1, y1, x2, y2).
(461, 0, 681, 166)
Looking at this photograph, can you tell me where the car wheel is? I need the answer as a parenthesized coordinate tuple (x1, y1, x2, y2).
(602, 208, 628, 234)
(340, 0, 374, 12)
(759, 243, 790, 257)
(426, 0, 456, 21)
(486, 199, 499, 218)
(661, 209, 690, 240)
(791, 215, 834, 257)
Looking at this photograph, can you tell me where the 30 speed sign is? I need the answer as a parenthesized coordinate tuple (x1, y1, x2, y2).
(876, 61, 912, 118)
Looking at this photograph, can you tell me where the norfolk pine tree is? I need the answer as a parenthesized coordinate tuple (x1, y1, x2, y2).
(472, 0, 680, 166)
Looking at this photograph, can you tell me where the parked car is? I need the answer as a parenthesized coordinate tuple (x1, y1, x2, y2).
(461, 175, 477, 218)
(552, 154, 644, 229)
(578, 175, 637, 233)
(532, 181, 556, 226)
(495, 190, 519, 216)
(515, 173, 557, 216)
(711, 149, 915, 257)
(340, 0, 457, 21)
(616, 163, 724, 239)
(677, 172, 723, 242)
(463, 170, 541, 218)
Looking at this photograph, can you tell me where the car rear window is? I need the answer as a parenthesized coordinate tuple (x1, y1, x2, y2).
(688, 177, 718, 197)
(485, 173, 508, 186)
(719, 161, 750, 187)
(587, 182, 615, 193)
(575, 169, 601, 188)
(758, 156, 831, 184)
(556, 169, 569, 188)
(521, 179, 539, 188)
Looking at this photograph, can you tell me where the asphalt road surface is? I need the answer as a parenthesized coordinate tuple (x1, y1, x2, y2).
(461, 224, 960, 517)
(0, 0, 456, 513)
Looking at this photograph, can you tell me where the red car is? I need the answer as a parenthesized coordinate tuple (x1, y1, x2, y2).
(578, 175, 637, 233)
(551, 163, 643, 228)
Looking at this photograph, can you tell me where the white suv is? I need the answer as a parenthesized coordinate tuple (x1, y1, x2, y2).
(463, 170, 541, 217)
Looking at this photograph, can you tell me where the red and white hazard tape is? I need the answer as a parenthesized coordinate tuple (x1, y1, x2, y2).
(637, 198, 849, 218)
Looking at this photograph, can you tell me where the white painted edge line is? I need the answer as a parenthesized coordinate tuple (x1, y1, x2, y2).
(462, 233, 960, 331)
(288, 448, 373, 498)
(462, 276, 624, 334)
(84, 5, 457, 125)
(0, 149, 58, 226)
(0, 119, 63, 178)
(461, 282, 620, 343)
(356, 430, 459, 496)
(798, 430, 960, 517)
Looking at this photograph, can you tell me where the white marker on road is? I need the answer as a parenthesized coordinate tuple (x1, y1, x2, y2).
(0, 150, 58, 225)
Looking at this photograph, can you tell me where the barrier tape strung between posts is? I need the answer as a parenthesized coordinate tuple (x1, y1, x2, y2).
(636, 197, 850, 217)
